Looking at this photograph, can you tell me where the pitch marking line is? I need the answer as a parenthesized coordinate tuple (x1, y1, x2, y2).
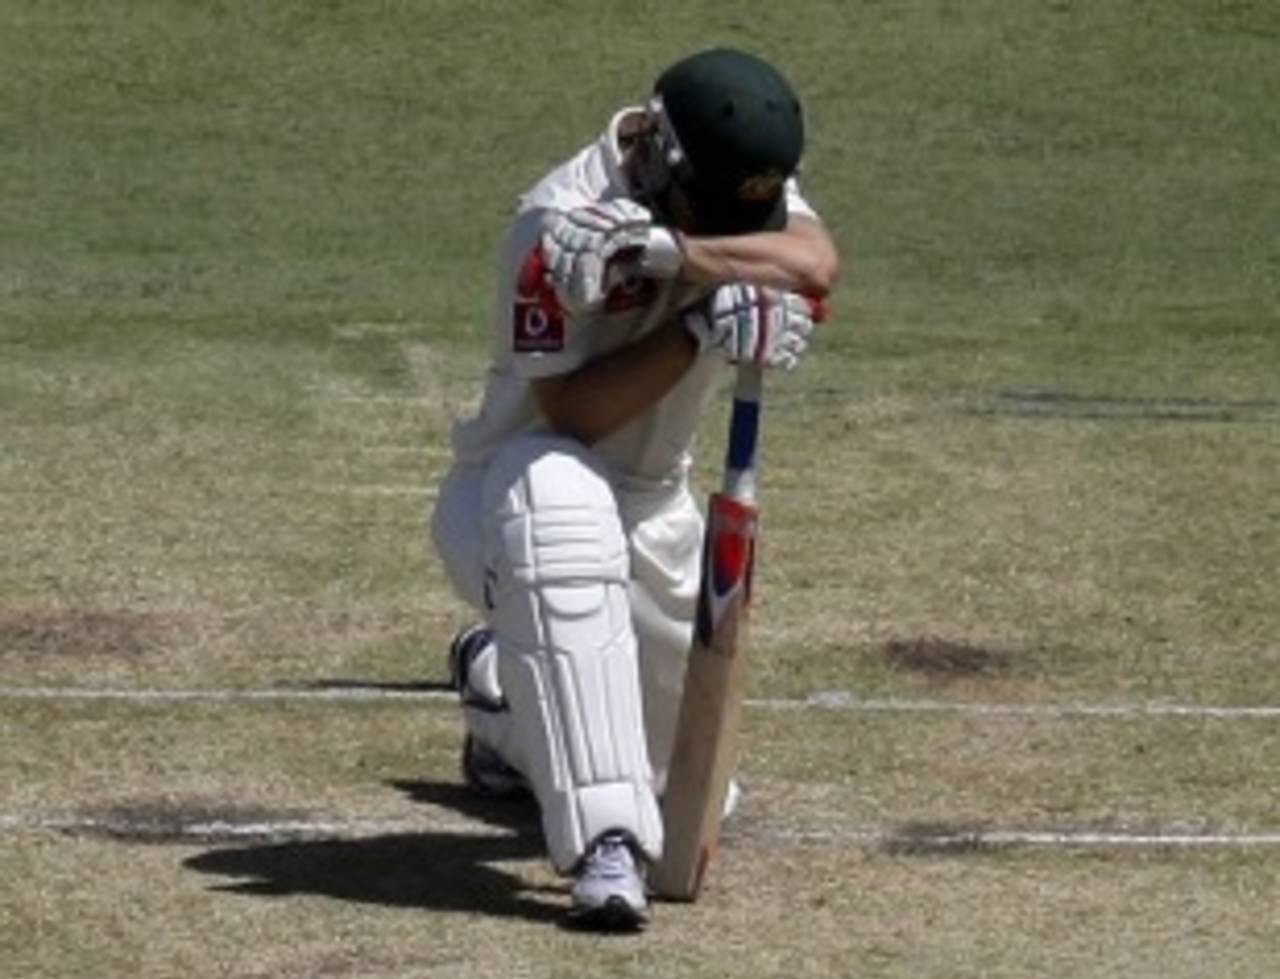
(0, 813, 475, 841)
(758, 691, 1280, 720)
(0, 686, 445, 704)
(4, 811, 1280, 850)
(1, 686, 1279, 719)
(779, 828, 1280, 848)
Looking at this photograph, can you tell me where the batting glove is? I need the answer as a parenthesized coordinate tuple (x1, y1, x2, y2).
(541, 200, 682, 312)
(682, 284, 819, 370)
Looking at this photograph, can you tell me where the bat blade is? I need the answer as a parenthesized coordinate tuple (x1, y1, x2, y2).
(651, 490, 758, 901)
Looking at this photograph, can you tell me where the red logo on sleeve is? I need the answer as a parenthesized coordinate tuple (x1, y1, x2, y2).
(513, 246, 565, 352)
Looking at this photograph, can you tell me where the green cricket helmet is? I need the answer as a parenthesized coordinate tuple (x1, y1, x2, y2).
(650, 48, 804, 236)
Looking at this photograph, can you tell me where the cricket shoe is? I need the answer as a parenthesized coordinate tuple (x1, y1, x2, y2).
(447, 625, 506, 712)
(722, 778, 743, 821)
(568, 831, 650, 932)
(448, 626, 531, 799)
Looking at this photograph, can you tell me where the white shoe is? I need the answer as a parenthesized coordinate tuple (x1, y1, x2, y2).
(448, 628, 531, 799)
(722, 778, 742, 821)
(447, 625, 506, 713)
(569, 832, 649, 931)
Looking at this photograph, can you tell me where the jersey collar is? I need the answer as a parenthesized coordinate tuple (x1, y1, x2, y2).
(600, 106, 646, 196)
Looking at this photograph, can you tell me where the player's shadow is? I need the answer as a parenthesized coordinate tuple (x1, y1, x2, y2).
(184, 780, 560, 923)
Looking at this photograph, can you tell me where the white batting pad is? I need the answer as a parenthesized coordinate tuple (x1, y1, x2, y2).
(481, 435, 662, 870)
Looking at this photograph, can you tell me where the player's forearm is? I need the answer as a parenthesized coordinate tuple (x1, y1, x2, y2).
(533, 319, 698, 445)
(676, 217, 840, 298)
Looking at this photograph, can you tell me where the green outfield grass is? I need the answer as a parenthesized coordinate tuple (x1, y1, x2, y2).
(2, 1, 1278, 977)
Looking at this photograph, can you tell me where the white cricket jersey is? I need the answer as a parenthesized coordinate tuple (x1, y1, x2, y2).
(449, 107, 817, 494)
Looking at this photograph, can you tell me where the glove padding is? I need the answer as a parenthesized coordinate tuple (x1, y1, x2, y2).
(541, 200, 654, 312)
(683, 284, 818, 370)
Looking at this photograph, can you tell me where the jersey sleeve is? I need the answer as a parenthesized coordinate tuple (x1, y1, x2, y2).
(496, 208, 599, 380)
(784, 176, 819, 223)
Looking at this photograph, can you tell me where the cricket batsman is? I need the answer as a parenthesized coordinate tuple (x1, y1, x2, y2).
(429, 47, 840, 930)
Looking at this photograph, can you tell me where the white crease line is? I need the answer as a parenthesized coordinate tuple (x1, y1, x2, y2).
(0, 813, 440, 839)
(766, 828, 1280, 848)
(761, 692, 1280, 719)
(5, 812, 1280, 850)
(1, 686, 1279, 719)
(0, 686, 452, 703)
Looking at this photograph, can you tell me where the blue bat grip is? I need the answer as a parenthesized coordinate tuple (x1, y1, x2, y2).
(722, 366, 763, 501)
(726, 399, 760, 473)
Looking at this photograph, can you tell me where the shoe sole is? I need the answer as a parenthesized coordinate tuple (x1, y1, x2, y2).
(567, 896, 649, 933)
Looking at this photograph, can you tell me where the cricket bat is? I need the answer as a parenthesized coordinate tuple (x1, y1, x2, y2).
(651, 363, 764, 901)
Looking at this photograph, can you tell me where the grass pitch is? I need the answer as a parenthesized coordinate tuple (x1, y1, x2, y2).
(2, 1, 1278, 977)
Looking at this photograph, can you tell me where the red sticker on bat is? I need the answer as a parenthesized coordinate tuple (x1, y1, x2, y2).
(716, 499, 752, 598)
(712, 521, 751, 598)
(695, 494, 757, 646)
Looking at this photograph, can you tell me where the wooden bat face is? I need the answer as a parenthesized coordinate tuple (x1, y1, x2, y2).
(652, 366, 764, 901)
(651, 489, 758, 900)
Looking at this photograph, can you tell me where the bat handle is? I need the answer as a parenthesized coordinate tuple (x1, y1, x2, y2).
(722, 364, 763, 503)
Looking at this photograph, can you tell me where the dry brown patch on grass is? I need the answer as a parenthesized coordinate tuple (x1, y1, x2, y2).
(882, 635, 1012, 679)
(0, 605, 181, 660)
(879, 820, 997, 856)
